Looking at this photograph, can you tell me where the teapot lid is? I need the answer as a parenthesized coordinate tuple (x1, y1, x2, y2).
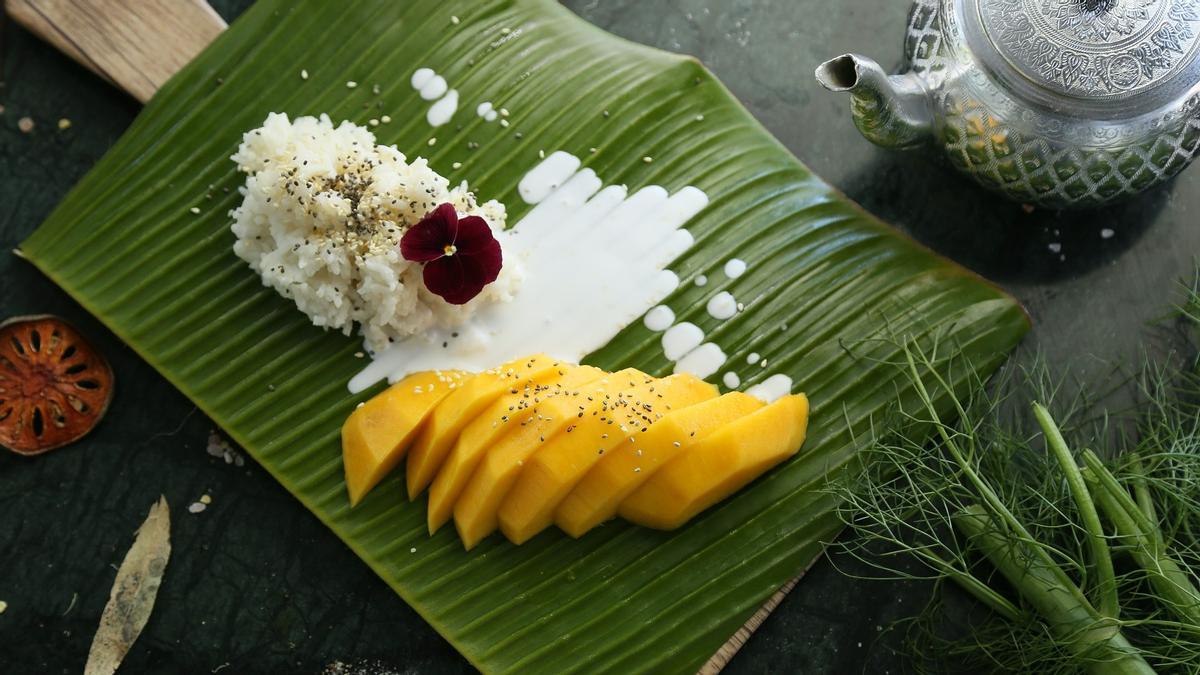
(971, 0, 1200, 113)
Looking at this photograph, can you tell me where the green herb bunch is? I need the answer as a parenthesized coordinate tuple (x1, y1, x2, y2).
(830, 315, 1200, 673)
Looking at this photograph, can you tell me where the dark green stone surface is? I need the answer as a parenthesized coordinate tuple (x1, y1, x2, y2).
(0, 1, 1192, 673)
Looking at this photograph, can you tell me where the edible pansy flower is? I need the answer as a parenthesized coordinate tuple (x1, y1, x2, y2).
(400, 202, 503, 305)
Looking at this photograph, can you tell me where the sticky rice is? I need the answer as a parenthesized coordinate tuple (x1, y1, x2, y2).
(229, 113, 516, 353)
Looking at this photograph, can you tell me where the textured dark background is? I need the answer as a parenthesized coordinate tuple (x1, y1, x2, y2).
(1, 1, 1194, 673)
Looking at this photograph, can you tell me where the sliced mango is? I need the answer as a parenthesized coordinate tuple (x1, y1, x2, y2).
(406, 354, 564, 499)
(555, 391, 765, 538)
(454, 368, 647, 549)
(426, 364, 604, 533)
(342, 370, 468, 506)
(619, 393, 809, 530)
(499, 373, 718, 545)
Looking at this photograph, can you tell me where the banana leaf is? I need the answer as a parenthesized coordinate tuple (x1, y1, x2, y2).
(17, 0, 1029, 672)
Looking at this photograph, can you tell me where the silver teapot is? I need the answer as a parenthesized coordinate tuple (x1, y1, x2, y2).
(817, 0, 1200, 208)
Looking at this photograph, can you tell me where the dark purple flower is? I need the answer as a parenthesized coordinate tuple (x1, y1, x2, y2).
(400, 203, 503, 305)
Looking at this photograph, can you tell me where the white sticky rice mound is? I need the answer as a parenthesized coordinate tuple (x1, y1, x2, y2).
(230, 113, 517, 353)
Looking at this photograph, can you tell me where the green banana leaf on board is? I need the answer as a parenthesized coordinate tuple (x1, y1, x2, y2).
(18, 0, 1029, 672)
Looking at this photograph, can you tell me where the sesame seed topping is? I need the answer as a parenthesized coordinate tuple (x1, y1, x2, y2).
(346, 81, 358, 88)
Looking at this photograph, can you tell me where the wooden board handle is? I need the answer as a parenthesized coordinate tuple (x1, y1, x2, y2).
(5, 0, 226, 102)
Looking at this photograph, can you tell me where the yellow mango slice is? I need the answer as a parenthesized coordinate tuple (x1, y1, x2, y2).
(342, 370, 469, 506)
(619, 393, 809, 530)
(500, 373, 718, 545)
(555, 391, 764, 538)
(453, 368, 648, 550)
(426, 364, 604, 533)
(406, 354, 564, 499)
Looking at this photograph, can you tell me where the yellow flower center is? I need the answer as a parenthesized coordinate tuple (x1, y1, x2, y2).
(443, 244, 458, 256)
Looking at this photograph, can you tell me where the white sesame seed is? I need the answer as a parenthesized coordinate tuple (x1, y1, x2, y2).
(199, 494, 212, 504)
(501, 27, 511, 34)
(369, 118, 379, 127)
(451, 15, 460, 24)
(589, 147, 598, 154)
(189, 207, 201, 214)
(301, 69, 309, 80)
(381, 115, 392, 123)
(634, 467, 641, 473)
(428, 137, 437, 146)
(499, 119, 510, 128)
(452, 161, 463, 169)
(538, 150, 545, 159)
(354, 351, 364, 358)
(643, 156, 653, 163)
(57, 118, 71, 130)
(499, 108, 510, 117)
(410, 547, 417, 553)
(346, 81, 358, 88)
(695, 114, 705, 121)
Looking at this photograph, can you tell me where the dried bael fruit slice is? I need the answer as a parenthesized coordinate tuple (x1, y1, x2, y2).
(0, 315, 114, 455)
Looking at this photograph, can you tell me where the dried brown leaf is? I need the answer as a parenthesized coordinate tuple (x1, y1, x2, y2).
(84, 496, 171, 675)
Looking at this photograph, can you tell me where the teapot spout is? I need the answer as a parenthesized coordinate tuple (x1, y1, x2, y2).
(815, 54, 932, 150)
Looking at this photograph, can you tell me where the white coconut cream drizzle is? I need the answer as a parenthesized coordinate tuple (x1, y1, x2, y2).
(419, 75, 448, 100)
(724, 258, 747, 279)
(674, 343, 726, 380)
(643, 305, 675, 332)
(662, 323, 704, 361)
(427, 90, 459, 127)
(745, 374, 794, 404)
(411, 68, 434, 89)
(476, 101, 499, 122)
(706, 291, 737, 320)
(349, 151, 708, 393)
(412, 67, 460, 127)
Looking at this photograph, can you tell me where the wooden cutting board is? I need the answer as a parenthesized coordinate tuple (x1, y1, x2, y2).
(5, 0, 807, 670)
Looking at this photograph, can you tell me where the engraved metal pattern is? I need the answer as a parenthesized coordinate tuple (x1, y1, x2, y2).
(980, 0, 1200, 99)
(885, 0, 1200, 206)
